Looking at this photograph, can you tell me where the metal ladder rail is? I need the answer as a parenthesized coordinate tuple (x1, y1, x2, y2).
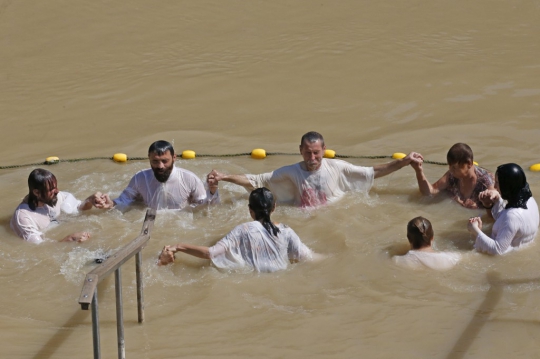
(78, 209, 156, 359)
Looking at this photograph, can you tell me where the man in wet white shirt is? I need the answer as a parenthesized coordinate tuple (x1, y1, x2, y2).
(10, 169, 104, 243)
(207, 131, 423, 207)
(97, 140, 219, 210)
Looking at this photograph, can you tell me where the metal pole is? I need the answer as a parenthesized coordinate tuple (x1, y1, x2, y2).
(115, 268, 125, 359)
(91, 289, 101, 359)
(135, 251, 145, 323)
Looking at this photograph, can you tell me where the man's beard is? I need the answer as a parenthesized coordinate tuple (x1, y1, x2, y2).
(40, 194, 58, 207)
(153, 165, 174, 183)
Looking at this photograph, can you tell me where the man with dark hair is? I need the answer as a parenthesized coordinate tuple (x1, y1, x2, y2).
(97, 140, 219, 210)
(10, 169, 103, 243)
(207, 131, 422, 207)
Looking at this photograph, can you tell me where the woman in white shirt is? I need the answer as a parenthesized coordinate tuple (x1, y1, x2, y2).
(158, 187, 319, 272)
(393, 216, 460, 270)
(468, 163, 539, 255)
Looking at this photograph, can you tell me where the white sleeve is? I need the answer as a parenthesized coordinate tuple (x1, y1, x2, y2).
(474, 213, 518, 255)
(286, 227, 314, 262)
(11, 211, 44, 244)
(336, 160, 375, 192)
(114, 175, 139, 208)
(60, 192, 82, 214)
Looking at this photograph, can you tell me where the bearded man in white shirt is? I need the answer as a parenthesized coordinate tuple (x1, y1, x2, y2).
(97, 140, 219, 210)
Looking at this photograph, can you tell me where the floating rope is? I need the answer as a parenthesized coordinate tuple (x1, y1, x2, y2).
(0, 150, 453, 170)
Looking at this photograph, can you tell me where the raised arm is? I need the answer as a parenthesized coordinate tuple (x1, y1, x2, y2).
(373, 152, 423, 179)
(411, 160, 448, 196)
(208, 169, 255, 191)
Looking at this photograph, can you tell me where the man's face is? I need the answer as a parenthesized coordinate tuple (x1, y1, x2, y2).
(149, 150, 176, 183)
(36, 181, 59, 207)
(300, 140, 326, 171)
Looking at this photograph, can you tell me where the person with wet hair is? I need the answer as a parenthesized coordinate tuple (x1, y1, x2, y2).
(158, 188, 320, 272)
(10, 169, 104, 243)
(393, 216, 460, 270)
(411, 143, 495, 209)
(468, 163, 539, 255)
(207, 131, 423, 207)
(95, 140, 219, 210)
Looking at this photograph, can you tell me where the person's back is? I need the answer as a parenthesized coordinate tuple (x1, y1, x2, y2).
(209, 221, 311, 272)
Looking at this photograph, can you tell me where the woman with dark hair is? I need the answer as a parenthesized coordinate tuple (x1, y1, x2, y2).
(393, 216, 460, 270)
(468, 163, 539, 255)
(158, 188, 320, 272)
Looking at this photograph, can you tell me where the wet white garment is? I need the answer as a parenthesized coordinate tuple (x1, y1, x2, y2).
(474, 197, 539, 255)
(393, 250, 460, 271)
(10, 192, 81, 243)
(114, 166, 219, 210)
(246, 158, 374, 207)
(209, 221, 313, 272)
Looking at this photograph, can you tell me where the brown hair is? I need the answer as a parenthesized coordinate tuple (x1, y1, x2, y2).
(446, 143, 473, 166)
(407, 216, 434, 250)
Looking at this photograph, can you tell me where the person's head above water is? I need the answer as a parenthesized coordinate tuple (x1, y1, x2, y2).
(148, 140, 176, 183)
(496, 163, 532, 209)
(447, 143, 474, 166)
(27, 168, 59, 210)
(407, 216, 434, 250)
(249, 187, 280, 236)
(299, 131, 326, 172)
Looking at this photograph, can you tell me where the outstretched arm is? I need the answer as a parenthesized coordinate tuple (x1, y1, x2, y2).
(208, 169, 255, 191)
(61, 232, 91, 243)
(373, 152, 423, 179)
(158, 244, 211, 265)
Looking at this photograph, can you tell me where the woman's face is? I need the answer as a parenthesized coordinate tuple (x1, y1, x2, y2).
(448, 161, 472, 179)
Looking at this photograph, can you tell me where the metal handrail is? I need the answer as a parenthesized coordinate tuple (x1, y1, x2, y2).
(79, 209, 156, 359)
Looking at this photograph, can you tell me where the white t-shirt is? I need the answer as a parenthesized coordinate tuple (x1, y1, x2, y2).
(209, 221, 313, 273)
(393, 250, 461, 271)
(474, 197, 539, 255)
(246, 158, 375, 207)
(10, 191, 81, 243)
(114, 166, 219, 210)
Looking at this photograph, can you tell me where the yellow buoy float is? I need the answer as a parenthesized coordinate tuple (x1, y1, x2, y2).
(181, 150, 196, 159)
(392, 152, 407, 160)
(251, 149, 266, 159)
(45, 156, 60, 165)
(530, 164, 540, 172)
(324, 149, 336, 158)
(473, 161, 479, 166)
(113, 153, 128, 163)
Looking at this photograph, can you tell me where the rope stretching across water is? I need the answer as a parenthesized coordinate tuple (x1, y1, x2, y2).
(0, 153, 448, 170)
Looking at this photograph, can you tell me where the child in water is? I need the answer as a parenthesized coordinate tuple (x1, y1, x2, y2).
(393, 216, 460, 270)
(411, 143, 494, 209)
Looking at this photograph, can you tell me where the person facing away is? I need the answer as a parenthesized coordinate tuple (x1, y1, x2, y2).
(96, 140, 219, 211)
(393, 216, 460, 271)
(207, 131, 423, 208)
(10, 169, 105, 243)
(411, 143, 494, 209)
(468, 163, 539, 255)
(158, 187, 322, 273)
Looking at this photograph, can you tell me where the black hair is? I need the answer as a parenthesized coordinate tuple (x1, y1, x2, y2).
(27, 169, 57, 211)
(447, 143, 474, 166)
(249, 187, 280, 236)
(406, 216, 434, 250)
(148, 140, 175, 156)
(496, 163, 532, 209)
(300, 131, 325, 148)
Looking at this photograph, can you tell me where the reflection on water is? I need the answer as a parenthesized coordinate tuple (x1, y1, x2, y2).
(1, 0, 540, 357)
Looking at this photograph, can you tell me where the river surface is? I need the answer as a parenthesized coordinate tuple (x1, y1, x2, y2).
(1, 1, 540, 358)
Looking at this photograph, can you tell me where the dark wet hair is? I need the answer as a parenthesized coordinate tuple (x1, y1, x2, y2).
(148, 140, 175, 156)
(447, 143, 473, 166)
(300, 131, 325, 148)
(496, 163, 532, 209)
(407, 216, 434, 250)
(27, 169, 57, 211)
(249, 187, 280, 236)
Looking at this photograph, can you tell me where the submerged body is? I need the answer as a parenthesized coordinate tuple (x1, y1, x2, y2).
(393, 250, 460, 271)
